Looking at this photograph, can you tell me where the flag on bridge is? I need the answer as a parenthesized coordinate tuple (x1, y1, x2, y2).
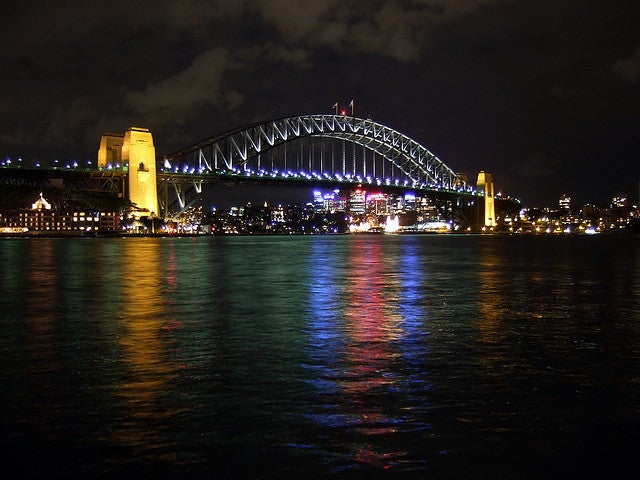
(333, 102, 338, 114)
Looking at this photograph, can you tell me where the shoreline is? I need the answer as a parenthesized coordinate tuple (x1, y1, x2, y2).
(1, 229, 637, 239)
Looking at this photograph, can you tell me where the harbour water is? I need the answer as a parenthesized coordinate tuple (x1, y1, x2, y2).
(1, 234, 638, 478)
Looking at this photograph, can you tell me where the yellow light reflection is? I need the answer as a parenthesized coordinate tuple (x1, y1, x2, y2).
(115, 238, 178, 461)
(476, 241, 510, 375)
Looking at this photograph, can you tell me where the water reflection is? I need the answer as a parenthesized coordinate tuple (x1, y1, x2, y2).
(341, 239, 403, 430)
(115, 238, 178, 462)
(23, 239, 63, 440)
(304, 236, 432, 472)
(476, 239, 510, 375)
(3, 235, 637, 478)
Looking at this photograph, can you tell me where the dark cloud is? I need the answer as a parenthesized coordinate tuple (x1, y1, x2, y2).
(511, 153, 564, 181)
(0, 0, 637, 207)
(126, 47, 242, 117)
(614, 47, 640, 83)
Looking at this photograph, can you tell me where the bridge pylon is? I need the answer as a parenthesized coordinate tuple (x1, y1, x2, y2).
(123, 127, 159, 218)
(477, 171, 496, 228)
(98, 127, 159, 218)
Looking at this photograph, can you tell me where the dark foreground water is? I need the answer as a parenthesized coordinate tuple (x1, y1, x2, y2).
(0, 234, 638, 479)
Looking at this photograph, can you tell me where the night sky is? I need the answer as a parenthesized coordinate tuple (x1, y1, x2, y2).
(1, 1, 638, 208)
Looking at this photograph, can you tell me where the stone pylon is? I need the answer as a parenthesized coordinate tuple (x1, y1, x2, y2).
(122, 127, 158, 218)
(477, 171, 496, 227)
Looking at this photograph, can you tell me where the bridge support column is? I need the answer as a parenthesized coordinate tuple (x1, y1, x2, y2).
(97, 133, 124, 169)
(122, 127, 159, 218)
(477, 171, 496, 229)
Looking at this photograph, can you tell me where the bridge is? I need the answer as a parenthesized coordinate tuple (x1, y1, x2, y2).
(1, 115, 515, 229)
(158, 114, 500, 227)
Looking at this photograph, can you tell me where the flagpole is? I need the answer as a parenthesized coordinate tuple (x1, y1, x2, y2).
(350, 100, 354, 116)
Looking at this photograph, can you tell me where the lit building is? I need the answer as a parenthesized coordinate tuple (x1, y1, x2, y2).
(388, 195, 405, 214)
(98, 212, 121, 231)
(0, 193, 121, 233)
(367, 193, 389, 215)
(32, 193, 51, 210)
(403, 193, 417, 211)
(417, 197, 439, 221)
(348, 189, 366, 214)
(612, 196, 627, 208)
(313, 191, 324, 212)
(310, 190, 347, 213)
(334, 191, 348, 212)
(559, 194, 571, 211)
(271, 205, 286, 223)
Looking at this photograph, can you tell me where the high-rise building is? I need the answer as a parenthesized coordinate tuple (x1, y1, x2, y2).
(559, 194, 571, 211)
(311, 190, 346, 212)
(612, 196, 627, 208)
(349, 189, 366, 214)
(313, 191, 324, 212)
(367, 193, 389, 215)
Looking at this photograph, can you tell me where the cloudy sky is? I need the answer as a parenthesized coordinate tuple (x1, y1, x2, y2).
(1, 0, 637, 207)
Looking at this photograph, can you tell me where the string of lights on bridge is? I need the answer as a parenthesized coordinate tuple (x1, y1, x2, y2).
(1, 113, 523, 207)
(0, 156, 520, 201)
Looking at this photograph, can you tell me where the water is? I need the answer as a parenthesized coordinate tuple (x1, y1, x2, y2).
(0, 234, 638, 479)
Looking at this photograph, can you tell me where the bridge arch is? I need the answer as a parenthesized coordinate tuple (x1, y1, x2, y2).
(164, 115, 469, 192)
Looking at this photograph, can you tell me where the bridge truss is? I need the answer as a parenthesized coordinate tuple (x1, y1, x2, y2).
(160, 114, 474, 216)
(0, 167, 126, 194)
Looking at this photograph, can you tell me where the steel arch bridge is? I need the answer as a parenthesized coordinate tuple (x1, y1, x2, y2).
(159, 114, 474, 214)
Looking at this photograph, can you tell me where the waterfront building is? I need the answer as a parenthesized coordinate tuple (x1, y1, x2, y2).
(322, 192, 338, 213)
(403, 193, 417, 211)
(367, 193, 389, 215)
(271, 205, 286, 224)
(0, 193, 121, 234)
(99, 212, 121, 231)
(312, 190, 347, 213)
(312, 191, 324, 212)
(417, 197, 439, 221)
(348, 189, 366, 214)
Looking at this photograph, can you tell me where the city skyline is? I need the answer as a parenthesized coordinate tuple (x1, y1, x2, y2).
(1, 1, 638, 207)
(2, 182, 637, 237)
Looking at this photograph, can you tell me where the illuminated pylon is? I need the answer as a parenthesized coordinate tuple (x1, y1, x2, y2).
(122, 127, 159, 218)
(97, 132, 124, 170)
(477, 171, 496, 227)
